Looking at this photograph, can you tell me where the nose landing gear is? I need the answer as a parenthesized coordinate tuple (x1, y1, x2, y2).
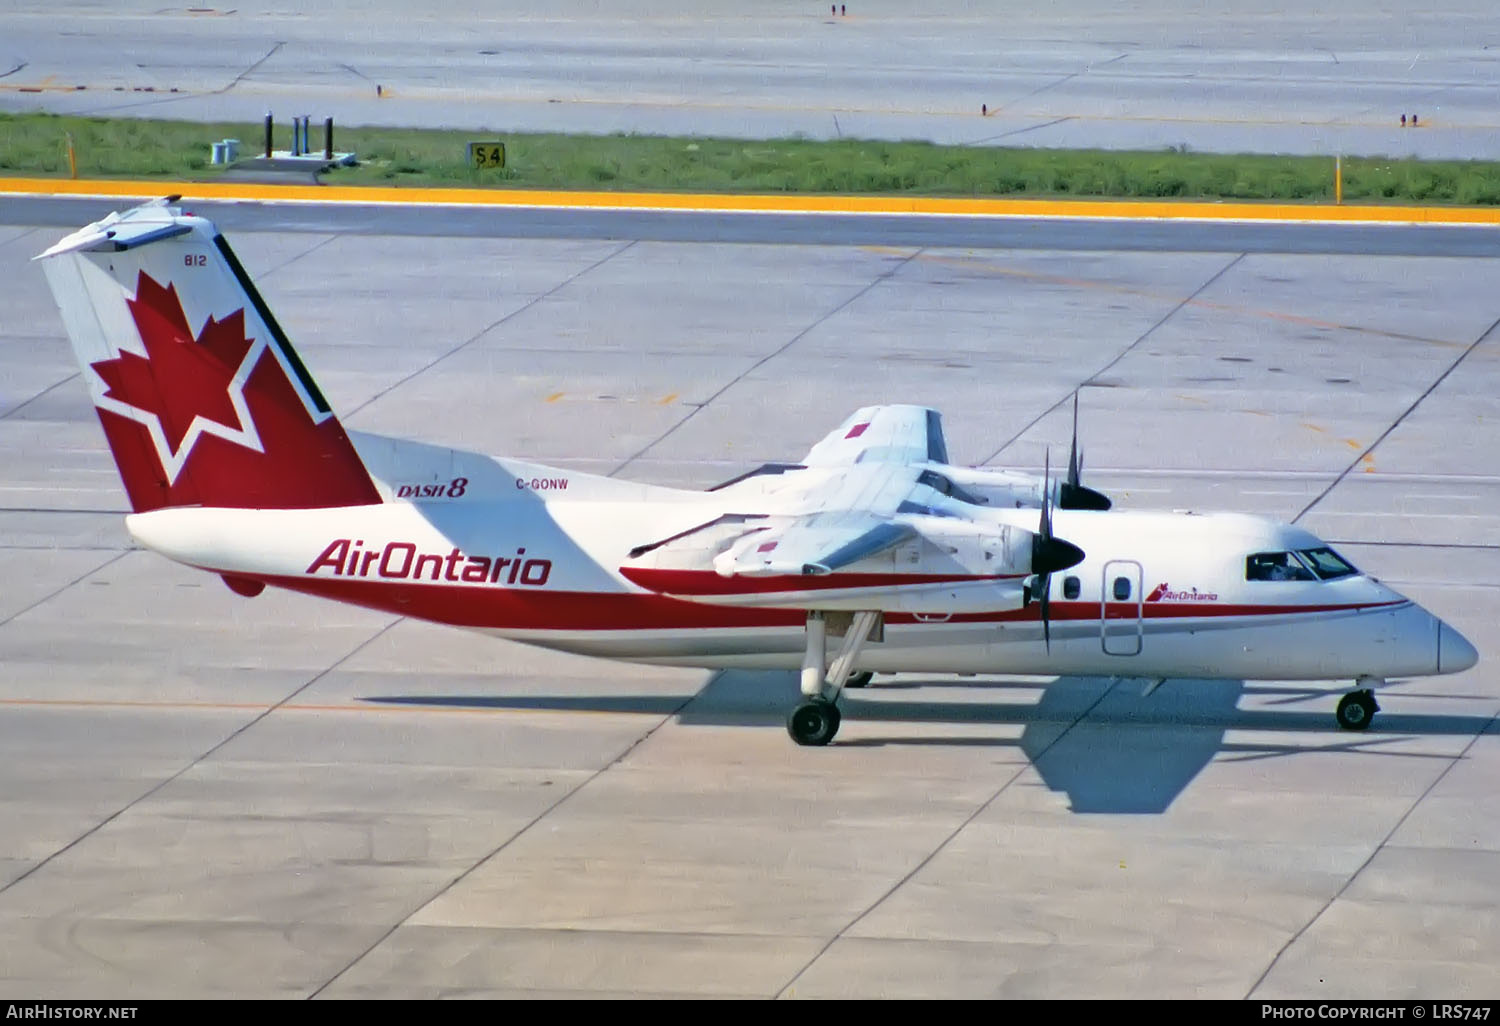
(1335, 680, 1381, 731)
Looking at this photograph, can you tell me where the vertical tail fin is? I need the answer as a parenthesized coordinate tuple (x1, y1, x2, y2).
(37, 198, 380, 512)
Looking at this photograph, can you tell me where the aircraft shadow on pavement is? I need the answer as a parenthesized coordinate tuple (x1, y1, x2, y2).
(367, 669, 1494, 815)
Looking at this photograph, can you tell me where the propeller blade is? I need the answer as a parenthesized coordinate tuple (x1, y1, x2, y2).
(1067, 392, 1081, 489)
(1040, 447, 1052, 539)
(1034, 442, 1080, 655)
(1032, 446, 1085, 574)
(1058, 397, 1113, 511)
(1031, 441, 1085, 651)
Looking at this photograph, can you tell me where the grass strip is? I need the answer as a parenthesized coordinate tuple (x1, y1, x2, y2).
(4, 111, 1500, 204)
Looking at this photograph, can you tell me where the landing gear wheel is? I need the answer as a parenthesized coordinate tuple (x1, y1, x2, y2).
(1336, 690, 1378, 732)
(844, 671, 874, 689)
(787, 699, 841, 746)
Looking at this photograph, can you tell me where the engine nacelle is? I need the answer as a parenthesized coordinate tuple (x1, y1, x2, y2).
(923, 465, 1111, 511)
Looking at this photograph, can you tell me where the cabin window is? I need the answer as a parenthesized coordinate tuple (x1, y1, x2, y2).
(1112, 576, 1132, 601)
(1297, 547, 1358, 580)
(1063, 575, 1081, 600)
(1246, 551, 1317, 582)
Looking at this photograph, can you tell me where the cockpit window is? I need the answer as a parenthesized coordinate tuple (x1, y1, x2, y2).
(1297, 547, 1358, 580)
(1246, 551, 1317, 582)
(1247, 548, 1359, 582)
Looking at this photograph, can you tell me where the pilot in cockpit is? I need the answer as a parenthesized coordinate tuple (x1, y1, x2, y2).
(1246, 551, 1317, 582)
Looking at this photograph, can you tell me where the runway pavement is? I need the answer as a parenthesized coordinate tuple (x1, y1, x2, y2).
(0, 198, 1496, 998)
(3, 1, 1500, 158)
(5, 192, 1500, 259)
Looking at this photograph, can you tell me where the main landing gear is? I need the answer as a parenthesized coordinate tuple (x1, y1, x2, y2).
(1335, 677, 1382, 731)
(787, 699, 841, 746)
(786, 610, 880, 746)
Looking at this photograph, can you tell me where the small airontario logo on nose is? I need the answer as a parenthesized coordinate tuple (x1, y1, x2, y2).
(1147, 583, 1219, 602)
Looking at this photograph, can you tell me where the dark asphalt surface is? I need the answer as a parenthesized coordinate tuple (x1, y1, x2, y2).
(4, 195, 1500, 257)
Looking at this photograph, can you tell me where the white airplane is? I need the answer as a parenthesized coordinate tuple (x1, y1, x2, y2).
(37, 199, 1478, 746)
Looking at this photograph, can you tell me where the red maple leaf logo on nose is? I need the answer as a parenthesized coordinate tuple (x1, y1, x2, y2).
(89, 275, 255, 456)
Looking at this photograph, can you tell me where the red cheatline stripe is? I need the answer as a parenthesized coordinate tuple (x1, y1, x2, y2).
(1069, 599, 1409, 621)
(268, 574, 800, 630)
(249, 572, 1407, 632)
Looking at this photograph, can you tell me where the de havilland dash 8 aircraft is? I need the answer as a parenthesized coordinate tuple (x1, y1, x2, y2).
(37, 199, 1478, 745)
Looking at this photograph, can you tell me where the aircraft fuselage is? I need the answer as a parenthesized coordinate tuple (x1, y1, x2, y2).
(123, 457, 1473, 684)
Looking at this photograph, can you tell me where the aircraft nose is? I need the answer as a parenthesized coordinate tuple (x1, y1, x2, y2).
(1439, 620, 1479, 674)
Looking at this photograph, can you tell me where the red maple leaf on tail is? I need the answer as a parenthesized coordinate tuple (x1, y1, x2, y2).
(92, 275, 254, 454)
(87, 271, 380, 513)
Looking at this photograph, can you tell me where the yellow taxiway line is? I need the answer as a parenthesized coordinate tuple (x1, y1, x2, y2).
(4, 175, 1500, 225)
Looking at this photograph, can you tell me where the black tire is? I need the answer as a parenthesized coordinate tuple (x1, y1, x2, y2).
(787, 700, 841, 746)
(844, 671, 874, 689)
(1335, 691, 1375, 731)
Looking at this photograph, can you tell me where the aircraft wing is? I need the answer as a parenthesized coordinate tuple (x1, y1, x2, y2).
(619, 406, 1083, 614)
(713, 514, 916, 577)
(621, 505, 1033, 613)
(800, 405, 949, 467)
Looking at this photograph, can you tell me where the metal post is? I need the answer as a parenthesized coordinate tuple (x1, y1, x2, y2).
(1335, 155, 1343, 205)
(264, 113, 272, 158)
(324, 116, 333, 159)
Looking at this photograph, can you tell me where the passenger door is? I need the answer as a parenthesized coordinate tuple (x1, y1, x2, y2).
(1101, 560, 1143, 656)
